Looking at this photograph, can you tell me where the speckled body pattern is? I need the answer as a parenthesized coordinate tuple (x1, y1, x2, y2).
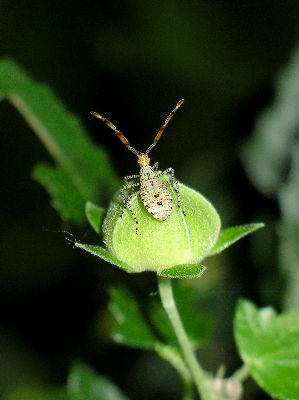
(140, 166, 172, 221)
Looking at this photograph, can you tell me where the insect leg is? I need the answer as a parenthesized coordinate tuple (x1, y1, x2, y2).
(124, 174, 139, 183)
(126, 192, 140, 234)
(120, 182, 139, 209)
(121, 183, 140, 234)
(160, 167, 186, 217)
(152, 162, 159, 171)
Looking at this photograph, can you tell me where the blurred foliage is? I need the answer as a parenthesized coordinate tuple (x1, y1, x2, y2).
(5, 363, 129, 400)
(1, 1, 299, 399)
(109, 284, 212, 352)
(0, 59, 120, 225)
(109, 287, 157, 350)
(242, 45, 299, 308)
(67, 363, 129, 400)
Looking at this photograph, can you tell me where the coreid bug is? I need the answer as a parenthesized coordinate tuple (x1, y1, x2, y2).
(90, 99, 186, 233)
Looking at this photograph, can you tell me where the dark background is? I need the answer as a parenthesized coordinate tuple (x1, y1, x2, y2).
(0, 1, 298, 399)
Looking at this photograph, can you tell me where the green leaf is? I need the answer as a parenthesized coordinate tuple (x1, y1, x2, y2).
(234, 299, 299, 399)
(68, 362, 129, 400)
(150, 282, 212, 349)
(33, 164, 86, 224)
(74, 243, 131, 272)
(209, 223, 264, 256)
(0, 58, 121, 224)
(85, 202, 105, 234)
(109, 287, 156, 349)
(158, 264, 206, 279)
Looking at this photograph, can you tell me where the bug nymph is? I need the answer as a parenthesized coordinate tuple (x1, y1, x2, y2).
(90, 99, 185, 233)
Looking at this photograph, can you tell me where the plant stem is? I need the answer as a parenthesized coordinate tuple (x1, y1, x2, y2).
(232, 364, 250, 382)
(158, 276, 210, 400)
(155, 342, 194, 400)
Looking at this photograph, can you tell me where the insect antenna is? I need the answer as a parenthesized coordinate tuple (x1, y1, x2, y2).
(90, 111, 140, 156)
(146, 99, 184, 154)
(64, 230, 77, 248)
(42, 227, 79, 248)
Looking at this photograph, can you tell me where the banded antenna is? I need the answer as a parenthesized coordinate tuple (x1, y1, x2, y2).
(90, 111, 139, 156)
(145, 99, 184, 154)
(90, 98, 184, 155)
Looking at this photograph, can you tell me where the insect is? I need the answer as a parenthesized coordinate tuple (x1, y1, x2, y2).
(90, 99, 185, 233)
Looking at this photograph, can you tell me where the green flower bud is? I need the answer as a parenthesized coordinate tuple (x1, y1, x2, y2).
(102, 183, 221, 273)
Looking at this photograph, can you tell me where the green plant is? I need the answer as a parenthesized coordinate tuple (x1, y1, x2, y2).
(1, 59, 299, 400)
(242, 44, 299, 310)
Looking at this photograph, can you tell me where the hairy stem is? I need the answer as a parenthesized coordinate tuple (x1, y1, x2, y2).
(158, 276, 210, 400)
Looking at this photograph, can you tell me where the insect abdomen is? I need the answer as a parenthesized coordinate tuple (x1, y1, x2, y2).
(140, 171, 172, 221)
